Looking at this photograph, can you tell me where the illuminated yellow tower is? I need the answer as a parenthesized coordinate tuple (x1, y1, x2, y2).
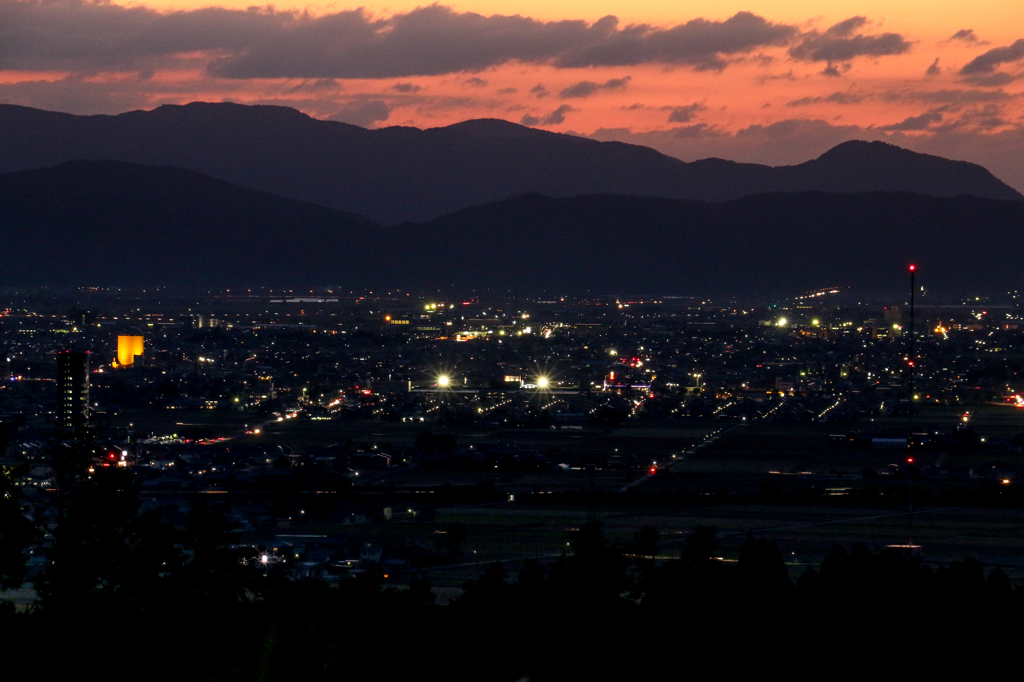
(116, 335, 144, 367)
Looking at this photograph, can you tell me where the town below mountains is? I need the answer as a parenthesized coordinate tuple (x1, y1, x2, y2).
(0, 102, 1021, 295)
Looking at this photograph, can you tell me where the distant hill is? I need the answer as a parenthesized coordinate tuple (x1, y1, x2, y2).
(0, 103, 1019, 223)
(1, 161, 1022, 296)
(402, 192, 1024, 297)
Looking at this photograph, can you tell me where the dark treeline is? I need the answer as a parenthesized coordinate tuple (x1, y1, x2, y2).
(2, 458, 1023, 679)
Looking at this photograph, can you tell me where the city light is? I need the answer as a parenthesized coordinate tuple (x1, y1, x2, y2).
(437, 375, 450, 387)
(537, 377, 549, 388)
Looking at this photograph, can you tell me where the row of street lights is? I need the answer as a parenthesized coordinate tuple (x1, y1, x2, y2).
(435, 374, 549, 388)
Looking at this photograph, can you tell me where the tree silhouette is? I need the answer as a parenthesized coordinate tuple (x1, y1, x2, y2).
(737, 531, 792, 600)
(169, 499, 260, 608)
(548, 521, 630, 608)
(0, 463, 35, 591)
(444, 523, 468, 555)
(34, 465, 177, 613)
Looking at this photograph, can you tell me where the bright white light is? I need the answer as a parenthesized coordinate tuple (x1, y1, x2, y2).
(437, 375, 450, 387)
(537, 377, 549, 388)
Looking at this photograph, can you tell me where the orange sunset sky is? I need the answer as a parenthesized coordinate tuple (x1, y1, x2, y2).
(1, 0, 1023, 189)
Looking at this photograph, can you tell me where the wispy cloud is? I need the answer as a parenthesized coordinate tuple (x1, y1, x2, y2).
(786, 91, 867, 107)
(558, 76, 630, 99)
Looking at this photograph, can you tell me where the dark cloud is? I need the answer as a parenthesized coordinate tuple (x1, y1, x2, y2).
(926, 58, 941, 77)
(328, 100, 390, 127)
(960, 39, 1024, 76)
(879, 110, 944, 131)
(551, 11, 798, 71)
(821, 63, 844, 77)
(883, 88, 1016, 105)
(544, 105, 575, 125)
(961, 72, 1018, 87)
(392, 82, 421, 93)
(925, 104, 1010, 133)
(0, 1, 284, 72)
(786, 91, 867, 107)
(521, 104, 575, 126)
(671, 123, 721, 138)
(667, 103, 707, 122)
(284, 79, 341, 93)
(790, 17, 911, 63)
(756, 70, 795, 83)
(558, 76, 630, 98)
(621, 102, 646, 110)
(827, 17, 868, 37)
(0, 2, 799, 78)
(496, 87, 518, 94)
(463, 77, 488, 87)
(945, 29, 988, 45)
(530, 84, 550, 98)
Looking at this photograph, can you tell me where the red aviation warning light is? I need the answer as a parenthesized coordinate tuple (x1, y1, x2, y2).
(908, 264, 916, 272)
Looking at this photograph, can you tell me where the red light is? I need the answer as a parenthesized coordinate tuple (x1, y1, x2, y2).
(907, 458, 914, 464)
(649, 467, 657, 474)
(908, 264, 916, 271)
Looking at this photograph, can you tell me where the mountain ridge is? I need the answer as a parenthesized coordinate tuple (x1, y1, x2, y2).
(0, 102, 1018, 224)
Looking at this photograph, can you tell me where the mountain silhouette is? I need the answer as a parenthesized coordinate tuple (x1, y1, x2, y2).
(0, 102, 1018, 223)
(1, 160, 1022, 297)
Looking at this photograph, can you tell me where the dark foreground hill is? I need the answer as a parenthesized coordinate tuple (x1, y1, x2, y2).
(0, 102, 1019, 223)
(1, 161, 1022, 296)
(0, 161, 378, 286)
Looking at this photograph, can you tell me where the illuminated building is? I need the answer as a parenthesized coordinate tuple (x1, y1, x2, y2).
(57, 351, 89, 434)
(117, 335, 144, 367)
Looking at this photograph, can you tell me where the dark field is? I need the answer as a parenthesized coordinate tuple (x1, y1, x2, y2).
(106, 401, 1024, 599)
